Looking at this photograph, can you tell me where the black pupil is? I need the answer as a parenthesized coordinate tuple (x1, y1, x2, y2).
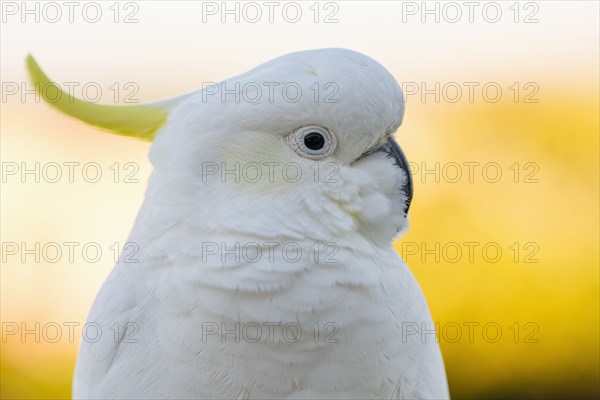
(304, 132, 325, 150)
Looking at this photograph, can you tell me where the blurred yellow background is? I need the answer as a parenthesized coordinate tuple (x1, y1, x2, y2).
(1, 1, 598, 399)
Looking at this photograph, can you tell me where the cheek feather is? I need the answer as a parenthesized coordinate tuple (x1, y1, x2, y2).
(220, 135, 295, 194)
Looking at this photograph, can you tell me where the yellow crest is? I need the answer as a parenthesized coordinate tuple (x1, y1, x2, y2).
(26, 55, 168, 141)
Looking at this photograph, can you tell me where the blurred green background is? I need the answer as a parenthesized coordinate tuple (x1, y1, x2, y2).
(1, 1, 598, 398)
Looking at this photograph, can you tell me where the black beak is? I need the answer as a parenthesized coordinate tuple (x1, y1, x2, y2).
(376, 137, 413, 216)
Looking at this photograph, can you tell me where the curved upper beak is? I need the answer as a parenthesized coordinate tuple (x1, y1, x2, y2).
(376, 137, 413, 216)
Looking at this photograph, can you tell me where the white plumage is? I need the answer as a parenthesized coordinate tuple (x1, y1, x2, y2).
(31, 48, 449, 399)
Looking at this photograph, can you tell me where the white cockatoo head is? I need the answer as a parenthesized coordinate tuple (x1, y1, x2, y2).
(28, 49, 412, 247)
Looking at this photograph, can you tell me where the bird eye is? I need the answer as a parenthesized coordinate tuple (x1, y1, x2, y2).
(304, 132, 325, 150)
(285, 125, 337, 160)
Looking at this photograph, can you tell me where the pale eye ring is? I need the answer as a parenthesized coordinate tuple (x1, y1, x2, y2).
(285, 125, 337, 160)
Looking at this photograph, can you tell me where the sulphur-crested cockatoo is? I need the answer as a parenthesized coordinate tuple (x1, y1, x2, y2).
(27, 48, 449, 399)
